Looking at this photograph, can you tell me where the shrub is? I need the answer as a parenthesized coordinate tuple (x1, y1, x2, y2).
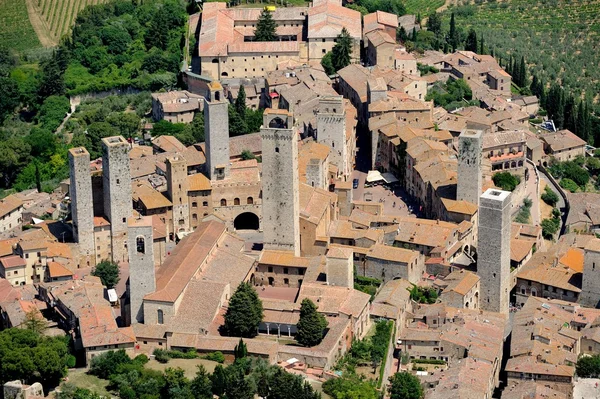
(559, 178, 579, 193)
(66, 355, 76, 368)
(153, 349, 171, 364)
(203, 351, 225, 363)
(492, 172, 521, 191)
(89, 350, 132, 379)
(541, 185, 559, 206)
(577, 354, 600, 378)
(541, 217, 560, 239)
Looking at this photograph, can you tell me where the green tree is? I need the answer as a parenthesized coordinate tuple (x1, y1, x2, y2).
(397, 26, 408, 43)
(89, 350, 132, 379)
(37, 95, 70, 132)
(541, 217, 560, 239)
(547, 83, 565, 129)
(389, 372, 423, 399)
(92, 260, 120, 288)
(191, 365, 213, 399)
(331, 28, 353, 72)
(211, 364, 227, 396)
(541, 185, 559, 207)
(38, 56, 65, 99)
(586, 156, 600, 176)
(107, 112, 141, 140)
(24, 309, 48, 334)
(296, 298, 328, 347)
(447, 13, 458, 51)
(492, 172, 521, 191)
(255, 9, 277, 42)
(321, 51, 335, 76)
(228, 104, 248, 136)
(234, 338, 248, 361)
(518, 55, 527, 88)
(426, 12, 442, 36)
(223, 282, 263, 337)
(0, 77, 19, 122)
(576, 355, 600, 378)
(559, 178, 579, 193)
(479, 35, 485, 55)
(323, 373, 378, 399)
(161, 367, 193, 399)
(0, 137, 32, 187)
(235, 86, 247, 117)
(465, 29, 477, 52)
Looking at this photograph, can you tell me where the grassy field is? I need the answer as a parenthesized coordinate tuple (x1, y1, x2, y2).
(0, 0, 41, 51)
(145, 358, 220, 379)
(34, 0, 107, 43)
(404, 0, 446, 15)
(66, 369, 112, 397)
(445, 0, 600, 108)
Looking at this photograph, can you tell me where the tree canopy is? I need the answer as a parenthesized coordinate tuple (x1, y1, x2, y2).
(223, 282, 264, 337)
(389, 372, 424, 399)
(331, 28, 353, 72)
(92, 260, 120, 288)
(492, 172, 521, 192)
(296, 298, 328, 347)
(254, 9, 277, 42)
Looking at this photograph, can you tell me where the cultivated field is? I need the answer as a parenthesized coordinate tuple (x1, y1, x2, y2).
(34, 0, 107, 43)
(0, 0, 41, 51)
(404, 0, 446, 15)
(446, 0, 600, 108)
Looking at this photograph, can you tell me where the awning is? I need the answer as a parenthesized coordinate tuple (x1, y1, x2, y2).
(366, 170, 384, 183)
(382, 172, 399, 184)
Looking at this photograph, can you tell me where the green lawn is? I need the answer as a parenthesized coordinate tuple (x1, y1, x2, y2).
(145, 358, 220, 379)
(65, 369, 112, 397)
(0, 0, 41, 51)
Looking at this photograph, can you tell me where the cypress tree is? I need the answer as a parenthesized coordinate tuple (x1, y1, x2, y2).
(331, 27, 353, 71)
(223, 282, 263, 337)
(411, 27, 417, 41)
(564, 94, 576, 133)
(519, 56, 527, 88)
(254, 9, 277, 42)
(296, 299, 328, 347)
(448, 12, 457, 51)
(465, 29, 477, 52)
(479, 35, 484, 55)
(235, 85, 246, 117)
(530, 74, 539, 97)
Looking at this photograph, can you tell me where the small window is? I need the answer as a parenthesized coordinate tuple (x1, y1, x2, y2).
(275, 147, 279, 153)
(157, 309, 164, 324)
(283, 267, 289, 274)
(247, 197, 253, 205)
(116, 179, 120, 184)
(284, 278, 289, 286)
(203, 201, 208, 207)
(234, 198, 240, 205)
(192, 214, 198, 221)
(136, 237, 145, 254)
(192, 202, 197, 208)
(221, 199, 227, 206)
(268, 266, 273, 273)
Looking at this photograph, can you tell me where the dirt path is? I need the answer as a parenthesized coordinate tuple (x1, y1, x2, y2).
(24, 0, 57, 48)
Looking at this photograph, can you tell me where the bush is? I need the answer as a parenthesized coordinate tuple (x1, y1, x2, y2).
(515, 198, 532, 224)
(559, 178, 579, 193)
(89, 350, 132, 379)
(409, 284, 438, 304)
(492, 172, 521, 191)
(577, 355, 600, 378)
(541, 217, 560, 239)
(153, 349, 171, 364)
(541, 185, 559, 206)
(203, 351, 225, 363)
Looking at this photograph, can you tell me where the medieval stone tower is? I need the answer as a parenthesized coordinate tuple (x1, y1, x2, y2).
(204, 82, 230, 181)
(166, 155, 190, 233)
(68, 147, 94, 265)
(261, 109, 300, 256)
(126, 216, 155, 324)
(102, 136, 132, 263)
(326, 246, 354, 288)
(367, 77, 388, 169)
(580, 239, 600, 308)
(317, 96, 348, 179)
(478, 188, 511, 314)
(457, 129, 483, 207)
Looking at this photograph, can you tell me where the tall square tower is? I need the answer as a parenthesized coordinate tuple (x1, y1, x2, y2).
(102, 136, 132, 263)
(126, 216, 155, 324)
(580, 239, 600, 308)
(166, 155, 190, 233)
(457, 129, 483, 207)
(317, 96, 348, 178)
(68, 147, 94, 264)
(260, 109, 300, 256)
(204, 82, 230, 181)
(478, 188, 511, 314)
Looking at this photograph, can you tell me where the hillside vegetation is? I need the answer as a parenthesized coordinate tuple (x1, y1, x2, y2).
(0, 0, 41, 52)
(445, 0, 600, 113)
(36, 0, 108, 41)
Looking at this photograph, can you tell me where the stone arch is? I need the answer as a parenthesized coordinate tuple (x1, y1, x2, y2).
(511, 161, 517, 168)
(234, 198, 240, 205)
(221, 72, 229, 77)
(212, 58, 219, 63)
(268, 117, 287, 129)
(234, 212, 260, 230)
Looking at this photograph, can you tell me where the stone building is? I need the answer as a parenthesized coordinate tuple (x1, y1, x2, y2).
(151, 90, 203, 123)
(316, 96, 351, 180)
(102, 136, 133, 263)
(482, 130, 526, 171)
(261, 110, 300, 255)
(457, 129, 483, 207)
(437, 269, 480, 309)
(478, 188, 512, 314)
(166, 156, 190, 233)
(579, 239, 600, 308)
(126, 216, 155, 325)
(204, 82, 230, 181)
(68, 148, 95, 265)
(540, 129, 587, 164)
(360, 243, 423, 284)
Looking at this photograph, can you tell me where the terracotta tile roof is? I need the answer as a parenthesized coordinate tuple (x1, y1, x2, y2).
(228, 132, 262, 158)
(365, 30, 395, 47)
(517, 263, 581, 292)
(394, 217, 458, 249)
(46, 242, 72, 259)
(198, 3, 234, 57)
(297, 282, 370, 318)
(482, 130, 526, 149)
(363, 10, 398, 34)
(338, 64, 370, 101)
(129, 146, 153, 160)
(152, 135, 186, 153)
(47, 261, 73, 278)
(133, 182, 172, 210)
(0, 255, 26, 269)
(541, 129, 586, 152)
(441, 198, 477, 216)
(259, 250, 311, 268)
(372, 278, 411, 309)
(505, 356, 574, 378)
(585, 238, 600, 253)
(0, 239, 17, 258)
(558, 248, 584, 273)
(0, 195, 23, 218)
(366, 243, 418, 263)
(93, 216, 110, 228)
(441, 270, 479, 296)
(299, 183, 336, 226)
(427, 357, 494, 399)
(170, 280, 229, 334)
(328, 220, 384, 244)
(308, 2, 361, 39)
(145, 221, 226, 303)
(187, 173, 211, 191)
(501, 381, 568, 399)
(181, 145, 206, 167)
(17, 229, 53, 252)
(511, 238, 535, 263)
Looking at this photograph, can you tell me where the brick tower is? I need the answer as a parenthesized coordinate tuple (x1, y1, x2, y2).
(204, 82, 230, 181)
(68, 147, 94, 265)
(478, 188, 512, 314)
(102, 136, 132, 263)
(260, 109, 300, 256)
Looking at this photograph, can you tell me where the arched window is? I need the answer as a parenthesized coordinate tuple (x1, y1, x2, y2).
(234, 198, 240, 205)
(247, 197, 253, 205)
(531, 288, 537, 297)
(203, 201, 208, 207)
(284, 278, 289, 286)
(221, 199, 227, 206)
(192, 214, 198, 221)
(192, 202, 197, 208)
(157, 309, 164, 324)
(136, 237, 145, 254)
(212, 58, 219, 63)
